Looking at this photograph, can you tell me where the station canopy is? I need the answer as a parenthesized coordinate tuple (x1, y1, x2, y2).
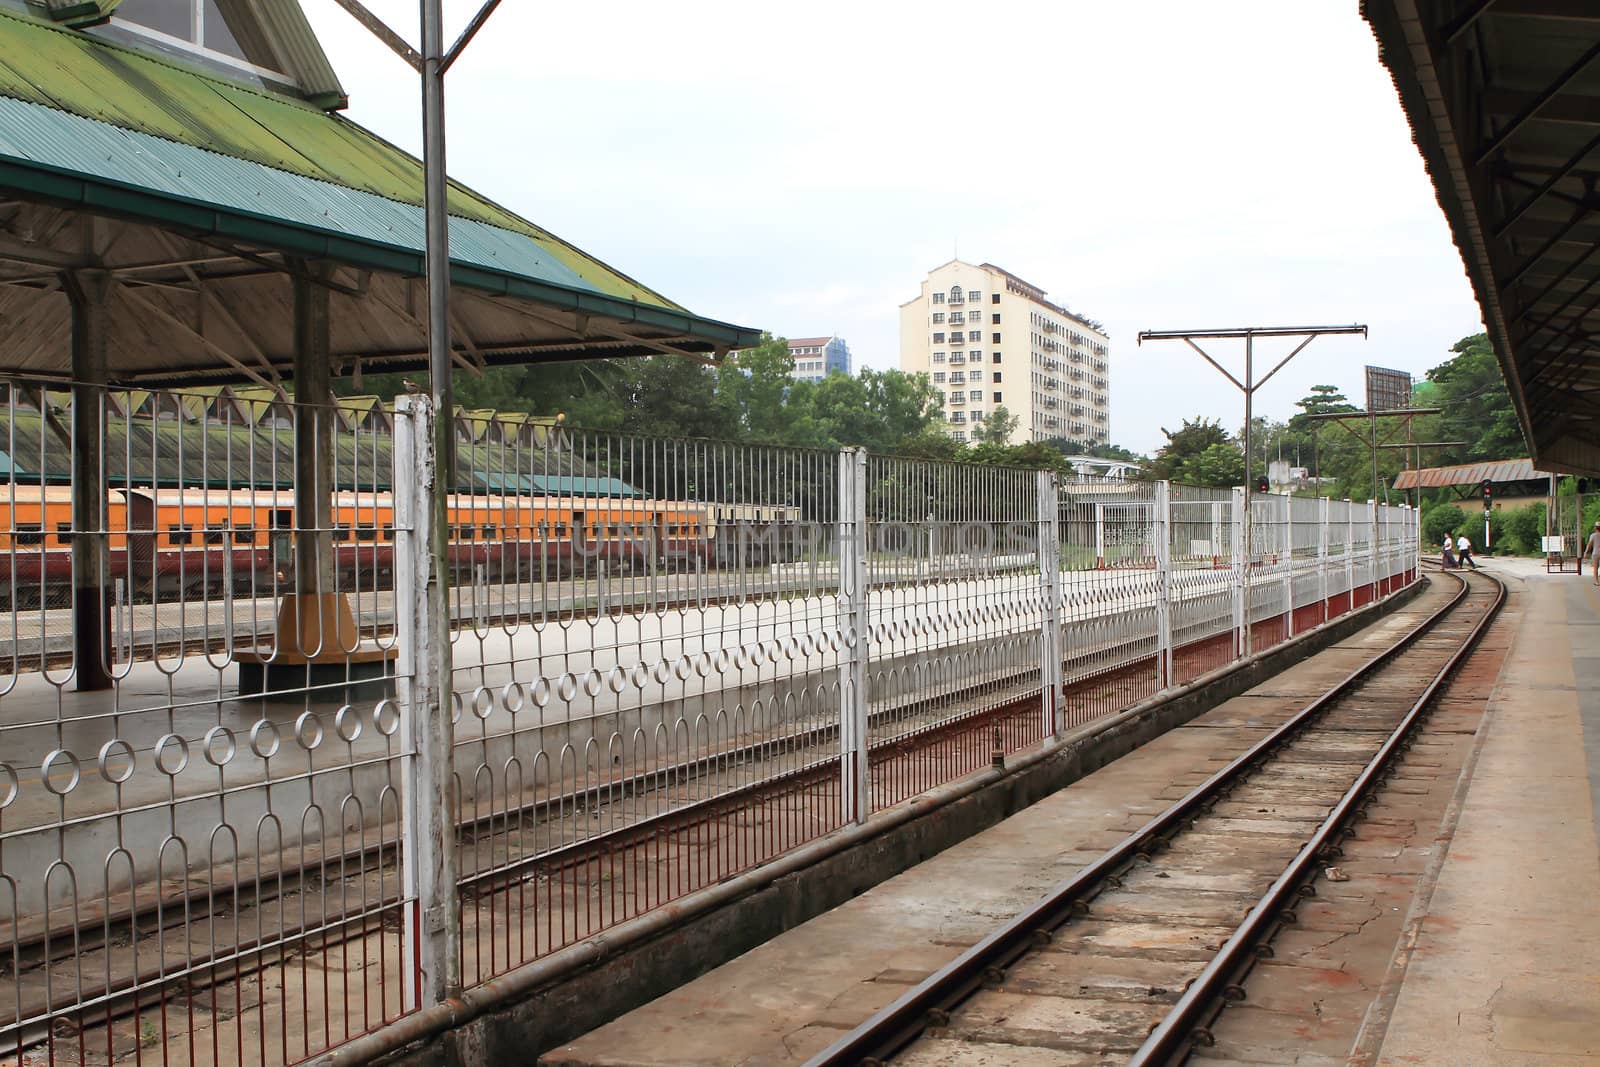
(1391, 456, 1554, 490)
(0, 3, 759, 386)
(1365, 1, 1600, 475)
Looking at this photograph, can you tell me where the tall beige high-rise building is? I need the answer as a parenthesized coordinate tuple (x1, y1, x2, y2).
(899, 260, 1109, 446)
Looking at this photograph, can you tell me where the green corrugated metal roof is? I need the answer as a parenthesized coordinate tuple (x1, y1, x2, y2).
(530, 475, 643, 498)
(0, 7, 692, 313)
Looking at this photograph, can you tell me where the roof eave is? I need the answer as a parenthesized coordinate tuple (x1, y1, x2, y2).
(0, 155, 761, 361)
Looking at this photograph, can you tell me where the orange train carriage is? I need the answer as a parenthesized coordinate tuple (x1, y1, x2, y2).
(0, 485, 725, 605)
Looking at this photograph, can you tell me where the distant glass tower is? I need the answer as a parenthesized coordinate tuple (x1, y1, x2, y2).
(786, 336, 852, 383)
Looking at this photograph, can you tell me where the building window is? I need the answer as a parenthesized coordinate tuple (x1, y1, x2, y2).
(933, 292, 944, 304)
(993, 372, 1002, 383)
(969, 389, 982, 401)
(953, 430, 967, 442)
(991, 293, 1000, 304)
(970, 369, 983, 382)
(967, 330, 981, 343)
(951, 371, 965, 384)
(950, 285, 963, 302)
(992, 352, 1002, 363)
(933, 332, 945, 343)
(992, 314, 1000, 324)
(991, 333, 1001, 344)
(933, 372, 946, 383)
(933, 352, 945, 363)
(993, 391, 1003, 402)
(972, 411, 985, 422)
(932, 313, 944, 324)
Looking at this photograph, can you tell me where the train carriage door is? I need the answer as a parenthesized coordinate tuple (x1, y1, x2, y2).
(123, 490, 157, 601)
(271, 509, 294, 587)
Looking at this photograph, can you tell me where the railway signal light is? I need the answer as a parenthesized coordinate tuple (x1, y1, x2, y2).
(1481, 481, 1492, 507)
(1256, 475, 1270, 494)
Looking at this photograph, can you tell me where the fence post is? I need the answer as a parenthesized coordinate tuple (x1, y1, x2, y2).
(1346, 498, 1355, 609)
(1281, 493, 1294, 639)
(394, 394, 460, 1009)
(1318, 496, 1330, 626)
(1154, 481, 1173, 689)
(837, 447, 870, 825)
(1094, 502, 1106, 569)
(1369, 499, 1379, 602)
(1231, 486, 1246, 659)
(1038, 471, 1064, 735)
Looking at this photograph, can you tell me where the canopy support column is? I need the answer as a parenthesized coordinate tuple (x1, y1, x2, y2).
(237, 266, 394, 698)
(67, 269, 112, 692)
(293, 266, 337, 601)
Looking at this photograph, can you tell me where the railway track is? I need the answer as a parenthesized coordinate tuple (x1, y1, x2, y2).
(809, 566, 1503, 1066)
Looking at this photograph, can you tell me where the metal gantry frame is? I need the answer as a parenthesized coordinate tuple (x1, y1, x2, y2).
(1136, 325, 1368, 654)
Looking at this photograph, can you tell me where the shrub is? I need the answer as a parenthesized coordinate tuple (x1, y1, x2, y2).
(1500, 503, 1546, 556)
(1423, 503, 1464, 547)
(1454, 510, 1504, 555)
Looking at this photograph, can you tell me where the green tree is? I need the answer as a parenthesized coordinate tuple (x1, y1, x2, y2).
(1424, 333, 1525, 463)
(1148, 417, 1242, 486)
(972, 405, 1019, 445)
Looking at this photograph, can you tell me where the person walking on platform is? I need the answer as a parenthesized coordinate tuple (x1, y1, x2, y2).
(1442, 540, 1458, 569)
(1456, 532, 1478, 570)
(1584, 521, 1600, 585)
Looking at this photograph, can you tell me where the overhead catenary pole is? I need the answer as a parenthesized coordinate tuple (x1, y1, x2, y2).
(1302, 406, 1440, 595)
(1136, 325, 1368, 656)
(332, 0, 505, 1010)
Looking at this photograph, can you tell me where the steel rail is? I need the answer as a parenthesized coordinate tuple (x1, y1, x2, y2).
(1129, 568, 1506, 1064)
(805, 569, 1468, 1067)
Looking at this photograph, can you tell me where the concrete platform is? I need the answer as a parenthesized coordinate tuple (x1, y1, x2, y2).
(1357, 557, 1600, 1065)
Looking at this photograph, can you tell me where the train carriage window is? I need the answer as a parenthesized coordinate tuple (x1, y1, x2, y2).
(270, 509, 293, 531)
(333, 525, 351, 543)
(233, 527, 255, 545)
(480, 525, 496, 540)
(381, 525, 394, 541)
(355, 525, 377, 542)
(55, 522, 73, 544)
(14, 524, 42, 546)
(169, 525, 193, 546)
(205, 526, 227, 545)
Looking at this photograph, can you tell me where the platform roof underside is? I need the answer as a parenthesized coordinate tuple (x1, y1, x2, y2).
(0, 9, 758, 387)
(1365, 0, 1600, 475)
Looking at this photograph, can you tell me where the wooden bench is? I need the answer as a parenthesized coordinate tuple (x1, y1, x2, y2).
(235, 593, 397, 702)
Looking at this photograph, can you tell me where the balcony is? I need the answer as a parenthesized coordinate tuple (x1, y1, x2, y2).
(948, 354, 966, 365)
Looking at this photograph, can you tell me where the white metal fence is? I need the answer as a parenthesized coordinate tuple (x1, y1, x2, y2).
(0, 381, 1420, 1065)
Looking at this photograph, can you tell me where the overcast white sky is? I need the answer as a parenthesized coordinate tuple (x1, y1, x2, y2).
(305, 1, 1484, 455)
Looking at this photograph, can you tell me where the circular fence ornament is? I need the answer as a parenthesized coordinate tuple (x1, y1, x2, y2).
(250, 719, 281, 759)
(295, 712, 324, 751)
(153, 734, 189, 777)
(97, 738, 136, 784)
(471, 687, 494, 721)
(335, 706, 363, 743)
(374, 700, 401, 738)
(0, 762, 16, 808)
(42, 749, 82, 794)
(202, 726, 237, 768)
